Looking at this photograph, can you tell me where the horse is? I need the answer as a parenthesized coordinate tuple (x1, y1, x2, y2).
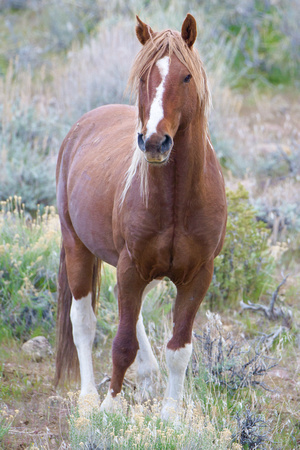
(55, 14, 227, 420)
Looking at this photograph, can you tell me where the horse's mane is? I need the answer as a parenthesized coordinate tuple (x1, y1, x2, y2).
(120, 29, 211, 207)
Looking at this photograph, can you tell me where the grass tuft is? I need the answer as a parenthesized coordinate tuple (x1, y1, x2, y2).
(69, 393, 240, 450)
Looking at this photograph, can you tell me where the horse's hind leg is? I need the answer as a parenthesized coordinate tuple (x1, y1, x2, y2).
(64, 237, 99, 402)
(161, 260, 214, 421)
(135, 280, 160, 398)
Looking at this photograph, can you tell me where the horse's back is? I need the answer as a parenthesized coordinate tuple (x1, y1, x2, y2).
(56, 104, 137, 265)
(57, 104, 136, 177)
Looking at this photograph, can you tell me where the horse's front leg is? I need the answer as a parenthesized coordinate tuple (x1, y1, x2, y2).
(113, 279, 160, 395)
(101, 250, 147, 412)
(161, 260, 214, 421)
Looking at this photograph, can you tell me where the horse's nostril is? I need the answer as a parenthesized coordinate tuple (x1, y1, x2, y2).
(137, 133, 146, 152)
(161, 134, 173, 153)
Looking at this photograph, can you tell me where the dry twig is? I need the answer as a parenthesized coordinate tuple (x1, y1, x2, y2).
(240, 275, 292, 325)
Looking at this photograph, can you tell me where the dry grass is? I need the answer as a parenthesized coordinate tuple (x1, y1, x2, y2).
(53, 20, 139, 123)
(68, 393, 240, 450)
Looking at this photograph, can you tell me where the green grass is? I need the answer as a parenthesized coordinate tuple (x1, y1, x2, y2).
(0, 409, 16, 444)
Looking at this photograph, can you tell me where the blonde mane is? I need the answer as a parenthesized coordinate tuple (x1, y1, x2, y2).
(120, 28, 211, 207)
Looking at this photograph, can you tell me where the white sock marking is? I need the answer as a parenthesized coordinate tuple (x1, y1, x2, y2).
(70, 294, 98, 398)
(136, 313, 159, 377)
(136, 280, 160, 386)
(146, 56, 169, 139)
(100, 389, 117, 413)
(161, 343, 192, 420)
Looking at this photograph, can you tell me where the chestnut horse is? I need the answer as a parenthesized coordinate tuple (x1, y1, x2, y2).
(55, 14, 227, 420)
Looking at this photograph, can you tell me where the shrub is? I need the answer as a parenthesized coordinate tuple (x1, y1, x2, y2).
(207, 185, 274, 309)
(193, 311, 277, 392)
(200, 0, 300, 88)
(233, 409, 269, 449)
(0, 105, 58, 211)
(0, 197, 60, 340)
(0, 0, 103, 75)
(0, 64, 65, 210)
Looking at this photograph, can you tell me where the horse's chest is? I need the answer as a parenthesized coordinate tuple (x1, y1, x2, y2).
(127, 226, 173, 279)
(127, 222, 208, 284)
(122, 188, 223, 283)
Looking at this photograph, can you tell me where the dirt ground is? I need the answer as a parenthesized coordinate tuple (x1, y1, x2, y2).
(1, 347, 69, 449)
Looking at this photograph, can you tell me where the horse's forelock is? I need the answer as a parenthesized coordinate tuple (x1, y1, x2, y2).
(128, 29, 211, 118)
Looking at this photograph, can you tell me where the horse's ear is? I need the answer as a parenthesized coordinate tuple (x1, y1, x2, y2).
(181, 14, 197, 48)
(136, 15, 153, 45)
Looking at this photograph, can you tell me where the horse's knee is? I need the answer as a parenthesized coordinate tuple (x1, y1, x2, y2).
(112, 333, 139, 370)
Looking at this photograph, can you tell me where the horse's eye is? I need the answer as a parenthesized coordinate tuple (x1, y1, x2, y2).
(184, 74, 192, 83)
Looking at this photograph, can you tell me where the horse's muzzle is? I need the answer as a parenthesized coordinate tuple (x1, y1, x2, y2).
(138, 133, 173, 164)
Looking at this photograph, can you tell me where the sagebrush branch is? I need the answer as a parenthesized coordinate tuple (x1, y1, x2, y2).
(240, 275, 292, 324)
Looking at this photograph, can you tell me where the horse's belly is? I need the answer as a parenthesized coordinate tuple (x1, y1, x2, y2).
(70, 215, 119, 267)
(67, 181, 119, 267)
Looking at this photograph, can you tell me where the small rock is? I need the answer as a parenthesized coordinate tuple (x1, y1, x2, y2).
(22, 336, 52, 362)
(47, 395, 65, 407)
(268, 368, 290, 380)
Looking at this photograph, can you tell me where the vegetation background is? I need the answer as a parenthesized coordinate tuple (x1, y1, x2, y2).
(0, 0, 299, 448)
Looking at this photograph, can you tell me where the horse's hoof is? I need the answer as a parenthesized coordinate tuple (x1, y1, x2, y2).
(134, 388, 151, 404)
(78, 392, 100, 416)
(100, 390, 122, 414)
(161, 399, 181, 423)
(135, 375, 157, 403)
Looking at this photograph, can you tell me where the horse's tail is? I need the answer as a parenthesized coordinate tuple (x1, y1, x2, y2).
(55, 242, 101, 386)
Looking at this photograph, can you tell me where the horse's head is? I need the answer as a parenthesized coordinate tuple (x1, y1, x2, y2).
(134, 14, 201, 165)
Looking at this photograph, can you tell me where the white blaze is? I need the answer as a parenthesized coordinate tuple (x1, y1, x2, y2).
(146, 56, 170, 139)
